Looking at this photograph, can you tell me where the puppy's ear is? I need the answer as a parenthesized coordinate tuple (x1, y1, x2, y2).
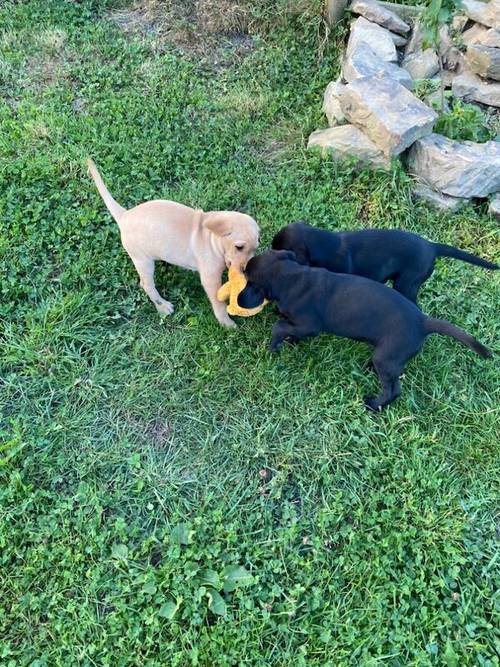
(202, 212, 233, 237)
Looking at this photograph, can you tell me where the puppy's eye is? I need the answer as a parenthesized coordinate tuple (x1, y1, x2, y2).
(235, 244, 245, 251)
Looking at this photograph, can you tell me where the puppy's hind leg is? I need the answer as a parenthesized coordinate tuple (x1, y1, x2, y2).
(131, 256, 174, 316)
(393, 270, 432, 305)
(364, 346, 405, 411)
(270, 320, 303, 352)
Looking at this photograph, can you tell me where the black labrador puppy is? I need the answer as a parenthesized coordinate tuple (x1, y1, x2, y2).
(238, 250, 491, 411)
(272, 222, 498, 303)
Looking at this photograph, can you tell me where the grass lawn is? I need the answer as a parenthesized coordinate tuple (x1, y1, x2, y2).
(1, 0, 499, 664)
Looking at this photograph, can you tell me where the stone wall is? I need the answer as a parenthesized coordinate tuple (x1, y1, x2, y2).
(313, 0, 500, 215)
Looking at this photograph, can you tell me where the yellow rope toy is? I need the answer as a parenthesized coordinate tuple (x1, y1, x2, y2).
(217, 265, 267, 317)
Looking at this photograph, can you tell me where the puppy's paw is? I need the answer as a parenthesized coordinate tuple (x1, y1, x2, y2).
(157, 301, 174, 316)
(220, 315, 237, 328)
(269, 340, 283, 353)
(364, 396, 383, 413)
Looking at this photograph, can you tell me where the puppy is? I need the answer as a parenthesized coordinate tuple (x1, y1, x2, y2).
(87, 159, 259, 327)
(272, 222, 498, 303)
(238, 250, 491, 410)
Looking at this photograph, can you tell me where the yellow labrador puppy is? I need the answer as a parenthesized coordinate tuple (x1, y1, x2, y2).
(87, 159, 259, 327)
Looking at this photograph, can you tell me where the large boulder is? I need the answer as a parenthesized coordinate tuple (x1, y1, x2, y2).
(466, 44, 500, 80)
(340, 74, 437, 156)
(461, 0, 500, 29)
(412, 183, 469, 212)
(347, 16, 398, 62)
(323, 79, 347, 126)
(343, 43, 413, 88)
(350, 0, 410, 35)
(452, 69, 500, 106)
(307, 125, 391, 169)
(408, 133, 500, 198)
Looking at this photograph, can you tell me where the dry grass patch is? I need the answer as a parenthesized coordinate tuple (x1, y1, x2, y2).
(250, 118, 306, 163)
(219, 88, 269, 117)
(109, 0, 324, 55)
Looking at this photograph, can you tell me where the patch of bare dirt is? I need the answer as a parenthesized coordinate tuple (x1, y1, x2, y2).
(108, 0, 320, 63)
(108, 0, 259, 63)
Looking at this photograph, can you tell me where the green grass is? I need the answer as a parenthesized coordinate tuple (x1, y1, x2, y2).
(0, 1, 499, 665)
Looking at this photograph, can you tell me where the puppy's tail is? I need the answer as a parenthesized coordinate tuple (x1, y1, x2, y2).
(433, 243, 498, 270)
(86, 158, 126, 225)
(425, 318, 492, 358)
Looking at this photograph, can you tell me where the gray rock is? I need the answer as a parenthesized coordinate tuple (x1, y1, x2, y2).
(452, 14, 470, 32)
(466, 44, 500, 79)
(350, 0, 410, 35)
(437, 51, 467, 87)
(461, 0, 500, 29)
(347, 16, 398, 62)
(307, 125, 391, 169)
(413, 183, 468, 211)
(323, 79, 347, 126)
(343, 43, 413, 89)
(488, 192, 500, 217)
(340, 74, 437, 156)
(444, 46, 464, 70)
(408, 133, 500, 198)
(452, 69, 500, 106)
(390, 32, 408, 47)
(404, 20, 426, 56)
(378, 1, 422, 21)
(438, 24, 454, 60)
(462, 23, 489, 46)
(479, 28, 500, 47)
(403, 49, 440, 79)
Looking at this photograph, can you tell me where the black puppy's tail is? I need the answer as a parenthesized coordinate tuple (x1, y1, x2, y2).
(433, 243, 498, 270)
(425, 318, 492, 358)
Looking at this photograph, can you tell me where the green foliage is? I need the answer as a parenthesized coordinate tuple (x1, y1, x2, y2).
(420, 0, 457, 51)
(435, 100, 496, 142)
(1, 0, 499, 665)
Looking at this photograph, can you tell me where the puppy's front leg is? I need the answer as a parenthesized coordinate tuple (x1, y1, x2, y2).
(270, 320, 300, 352)
(199, 269, 236, 328)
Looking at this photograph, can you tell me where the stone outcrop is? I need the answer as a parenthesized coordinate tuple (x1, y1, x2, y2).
(452, 69, 500, 106)
(323, 79, 347, 126)
(313, 0, 499, 212)
(408, 133, 500, 198)
(466, 44, 500, 80)
(461, 0, 500, 29)
(347, 16, 398, 62)
(343, 44, 413, 88)
(307, 125, 390, 169)
(403, 49, 440, 79)
(340, 74, 437, 156)
(412, 183, 469, 212)
(350, 0, 410, 35)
